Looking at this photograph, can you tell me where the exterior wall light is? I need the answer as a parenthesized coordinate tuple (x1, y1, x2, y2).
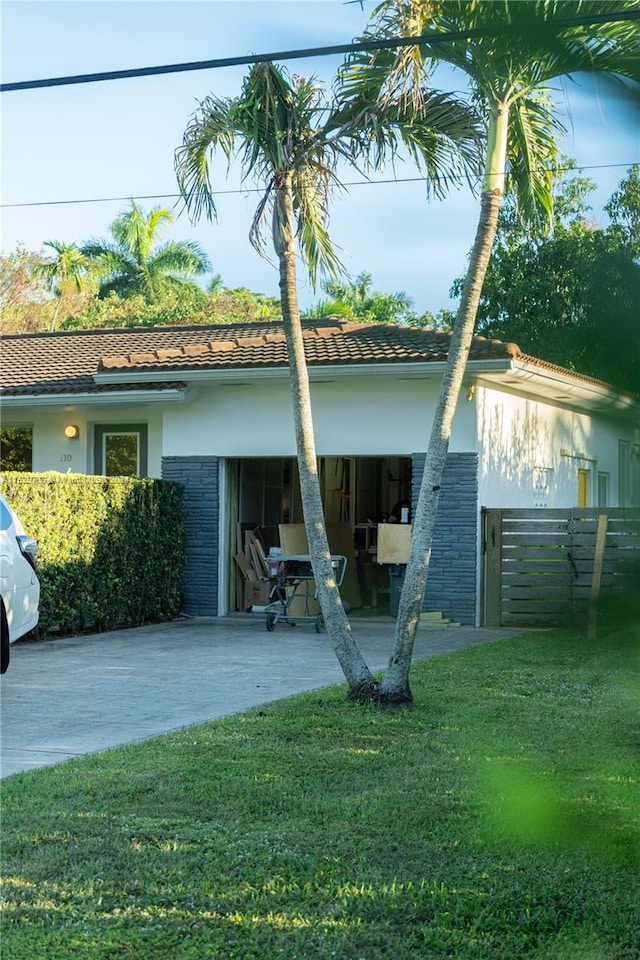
(64, 424, 80, 439)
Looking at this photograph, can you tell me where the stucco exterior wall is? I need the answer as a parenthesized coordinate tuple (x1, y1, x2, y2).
(476, 385, 638, 509)
(23, 407, 164, 478)
(5, 375, 636, 511)
(161, 378, 477, 458)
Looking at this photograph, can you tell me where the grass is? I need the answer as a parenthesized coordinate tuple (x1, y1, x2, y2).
(1, 628, 639, 960)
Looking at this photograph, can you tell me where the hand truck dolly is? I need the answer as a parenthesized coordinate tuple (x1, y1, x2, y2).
(262, 554, 347, 632)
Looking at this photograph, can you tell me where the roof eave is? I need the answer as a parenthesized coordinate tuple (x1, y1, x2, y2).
(473, 359, 640, 418)
(93, 360, 454, 386)
(1, 387, 190, 408)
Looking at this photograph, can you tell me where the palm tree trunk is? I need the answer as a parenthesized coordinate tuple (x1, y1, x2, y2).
(49, 295, 63, 332)
(380, 186, 503, 701)
(273, 176, 378, 698)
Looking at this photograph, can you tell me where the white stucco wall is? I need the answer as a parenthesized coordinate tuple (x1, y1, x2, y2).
(476, 384, 637, 508)
(24, 407, 163, 477)
(5, 375, 637, 511)
(161, 377, 477, 458)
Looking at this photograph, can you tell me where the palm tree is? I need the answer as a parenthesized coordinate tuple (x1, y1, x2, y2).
(175, 60, 482, 699)
(82, 200, 211, 302)
(37, 240, 92, 331)
(308, 271, 416, 324)
(340, 0, 640, 701)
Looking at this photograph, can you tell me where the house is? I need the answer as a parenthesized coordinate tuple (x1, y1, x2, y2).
(1, 319, 638, 625)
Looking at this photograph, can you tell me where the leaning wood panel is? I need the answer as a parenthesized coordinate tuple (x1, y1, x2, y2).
(278, 522, 361, 608)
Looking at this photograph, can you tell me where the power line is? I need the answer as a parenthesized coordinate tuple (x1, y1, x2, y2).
(1, 162, 635, 212)
(1, 10, 638, 93)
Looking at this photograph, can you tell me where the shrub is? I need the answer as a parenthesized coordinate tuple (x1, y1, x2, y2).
(1, 472, 185, 635)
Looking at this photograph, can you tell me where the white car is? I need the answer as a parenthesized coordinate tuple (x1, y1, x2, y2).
(1, 491, 40, 674)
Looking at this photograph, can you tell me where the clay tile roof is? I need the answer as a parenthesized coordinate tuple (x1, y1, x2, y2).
(99, 356, 129, 370)
(0, 316, 618, 400)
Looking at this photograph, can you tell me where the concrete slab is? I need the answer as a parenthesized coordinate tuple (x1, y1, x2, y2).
(0, 614, 513, 778)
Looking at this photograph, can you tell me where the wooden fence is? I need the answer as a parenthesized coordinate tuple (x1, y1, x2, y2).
(482, 508, 640, 628)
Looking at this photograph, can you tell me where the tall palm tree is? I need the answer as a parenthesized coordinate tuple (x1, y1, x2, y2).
(340, 0, 640, 701)
(175, 61, 481, 699)
(37, 240, 92, 331)
(82, 200, 211, 302)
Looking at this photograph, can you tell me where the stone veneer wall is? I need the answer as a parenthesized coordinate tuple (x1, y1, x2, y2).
(161, 456, 220, 616)
(412, 452, 478, 625)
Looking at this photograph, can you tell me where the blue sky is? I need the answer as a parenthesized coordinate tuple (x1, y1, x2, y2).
(2, 0, 638, 315)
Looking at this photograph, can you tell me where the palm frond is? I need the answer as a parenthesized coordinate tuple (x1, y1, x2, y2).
(507, 89, 566, 229)
(290, 150, 347, 287)
(148, 241, 212, 278)
(248, 184, 276, 264)
(176, 94, 237, 222)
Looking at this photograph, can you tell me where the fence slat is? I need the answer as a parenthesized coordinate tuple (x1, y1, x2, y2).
(482, 508, 639, 627)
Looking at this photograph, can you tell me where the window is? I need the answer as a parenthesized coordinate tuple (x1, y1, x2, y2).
(0, 426, 33, 472)
(597, 472, 609, 507)
(94, 424, 147, 477)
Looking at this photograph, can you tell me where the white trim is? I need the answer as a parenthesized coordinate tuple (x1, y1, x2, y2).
(93, 361, 451, 385)
(1, 388, 189, 408)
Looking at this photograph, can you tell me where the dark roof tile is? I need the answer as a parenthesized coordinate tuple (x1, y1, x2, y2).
(0, 317, 615, 399)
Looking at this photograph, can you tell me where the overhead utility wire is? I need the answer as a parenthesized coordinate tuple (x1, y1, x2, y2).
(2, 162, 634, 210)
(1, 10, 638, 92)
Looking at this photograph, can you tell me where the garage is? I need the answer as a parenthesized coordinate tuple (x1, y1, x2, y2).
(227, 455, 413, 614)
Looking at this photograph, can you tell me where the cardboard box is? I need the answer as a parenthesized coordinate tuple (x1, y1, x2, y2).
(244, 580, 273, 610)
(286, 583, 320, 618)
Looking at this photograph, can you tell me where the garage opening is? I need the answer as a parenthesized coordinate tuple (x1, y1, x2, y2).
(228, 456, 412, 612)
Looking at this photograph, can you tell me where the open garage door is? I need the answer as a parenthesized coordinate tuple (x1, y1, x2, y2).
(228, 455, 412, 612)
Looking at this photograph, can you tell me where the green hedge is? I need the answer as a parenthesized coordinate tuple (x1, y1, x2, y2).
(1, 473, 186, 636)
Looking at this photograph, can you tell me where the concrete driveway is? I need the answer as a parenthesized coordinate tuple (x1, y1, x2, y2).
(1, 614, 510, 778)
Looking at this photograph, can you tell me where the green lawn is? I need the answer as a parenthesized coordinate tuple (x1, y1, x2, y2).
(2, 628, 639, 960)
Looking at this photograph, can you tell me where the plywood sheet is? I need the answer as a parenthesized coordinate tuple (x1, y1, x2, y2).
(377, 524, 411, 565)
(279, 523, 361, 608)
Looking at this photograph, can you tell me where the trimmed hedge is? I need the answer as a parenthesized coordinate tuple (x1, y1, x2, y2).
(1, 473, 186, 636)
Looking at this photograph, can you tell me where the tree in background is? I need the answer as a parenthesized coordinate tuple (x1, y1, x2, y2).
(176, 59, 481, 700)
(451, 164, 640, 394)
(81, 200, 211, 302)
(37, 240, 95, 331)
(0, 247, 69, 334)
(605, 162, 640, 258)
(0, 249, 282, 332)
(342, 0, 640, 702)
(206, 278, 281, 322)
(306, 271, 415, 324)
(305, 271, 456, 327)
